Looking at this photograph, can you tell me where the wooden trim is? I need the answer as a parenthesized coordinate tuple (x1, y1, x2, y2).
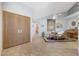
(3, 10, 30, 18)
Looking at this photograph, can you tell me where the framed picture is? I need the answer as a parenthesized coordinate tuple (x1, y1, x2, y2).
(72, 21, 76, 26)
(56, 23, 63, 28)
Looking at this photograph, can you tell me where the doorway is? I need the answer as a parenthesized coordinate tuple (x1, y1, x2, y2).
(35, 24, 39, 34)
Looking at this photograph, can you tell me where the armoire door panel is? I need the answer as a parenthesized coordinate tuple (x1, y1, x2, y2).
(3, 11, 9, 48)
(3, 11, 18, 48)
(16, 15, 27, 44)
(3, 11, 30, 49)
(7, 13, 17, 47)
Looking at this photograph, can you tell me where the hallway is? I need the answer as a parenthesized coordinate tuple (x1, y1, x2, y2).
(1, 34, 78, 56)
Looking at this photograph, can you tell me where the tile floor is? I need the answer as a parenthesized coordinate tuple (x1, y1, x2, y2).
(1, 34, 78, 56)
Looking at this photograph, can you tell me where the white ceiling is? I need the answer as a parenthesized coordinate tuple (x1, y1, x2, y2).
(21, 2, 76, 19)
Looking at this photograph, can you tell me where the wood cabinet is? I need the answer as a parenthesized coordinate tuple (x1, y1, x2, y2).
(64, 28, 78, 40)
(3, 11, 30, 49)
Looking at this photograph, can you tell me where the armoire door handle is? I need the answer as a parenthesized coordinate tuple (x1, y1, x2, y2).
(18, 29, 22, 33)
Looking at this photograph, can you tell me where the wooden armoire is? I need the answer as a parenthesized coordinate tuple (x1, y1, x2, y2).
(3, 11, 30, 49)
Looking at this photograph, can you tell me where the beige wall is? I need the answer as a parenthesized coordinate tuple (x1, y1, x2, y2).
(0, 2, 2, 55)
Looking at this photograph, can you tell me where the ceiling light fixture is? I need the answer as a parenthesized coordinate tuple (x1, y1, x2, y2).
(53, 15, 56, 19)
